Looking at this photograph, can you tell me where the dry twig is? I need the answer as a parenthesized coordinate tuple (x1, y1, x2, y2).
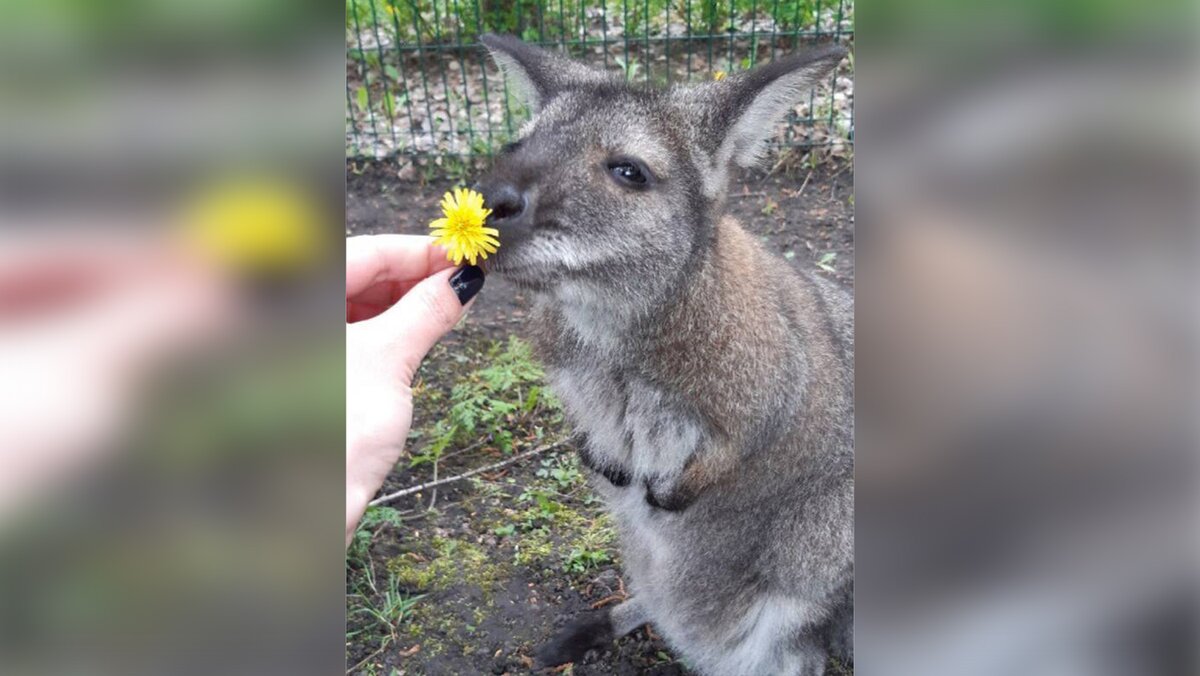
(347, 646, 385, 674)
(428, 457, 439, 510)
(591, 576, 628, 609)
(797, 170, 814, 197)
(369, 437, 572, 506)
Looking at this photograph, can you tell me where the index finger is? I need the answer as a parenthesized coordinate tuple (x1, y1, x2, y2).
(346, 234, 455, 299)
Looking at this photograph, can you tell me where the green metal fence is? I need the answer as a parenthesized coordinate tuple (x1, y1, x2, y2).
(346, 0, 853, 159)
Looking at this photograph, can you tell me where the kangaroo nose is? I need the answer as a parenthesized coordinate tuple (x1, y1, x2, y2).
(479, 183, 526, 223)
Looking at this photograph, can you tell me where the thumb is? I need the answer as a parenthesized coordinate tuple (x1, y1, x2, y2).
(381, 264, 484, 377)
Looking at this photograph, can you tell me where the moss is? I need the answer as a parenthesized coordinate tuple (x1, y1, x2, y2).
(389, 552, 438, 590)
(398, 594, 495, 669)
(513, 527, 556, 567)
(387, 535, 508, 595)
(403, 604, 453, 653)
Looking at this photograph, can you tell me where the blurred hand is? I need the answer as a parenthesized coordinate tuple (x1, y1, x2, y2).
(0, 233, 233, 523)
(345, 235, 483, 546)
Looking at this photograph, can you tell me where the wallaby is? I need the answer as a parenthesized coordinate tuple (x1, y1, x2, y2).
(475, 34, 853, 676)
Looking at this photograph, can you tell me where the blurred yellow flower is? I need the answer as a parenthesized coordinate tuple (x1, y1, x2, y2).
(181, 178, 322, 274)
(429, 187, 499, 266)
(713, 70, 727, 81)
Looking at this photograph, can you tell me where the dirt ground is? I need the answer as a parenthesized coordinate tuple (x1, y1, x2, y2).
(346, 155, 853, 676)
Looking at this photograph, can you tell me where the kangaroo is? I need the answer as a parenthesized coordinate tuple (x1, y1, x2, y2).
(475, 34, 853, 676)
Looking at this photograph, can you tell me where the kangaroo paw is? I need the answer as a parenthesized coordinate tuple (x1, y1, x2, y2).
(535, 608, 615, 668)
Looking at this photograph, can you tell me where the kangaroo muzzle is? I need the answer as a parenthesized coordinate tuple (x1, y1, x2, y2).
(475, 179, 535, 251)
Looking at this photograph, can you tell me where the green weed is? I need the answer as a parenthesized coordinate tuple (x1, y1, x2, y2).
(348, 505, 408, 564)
(535, 453, 585, 492)
(816, 251, 837, 272)
(347, 563, 424, 660)
(564, 545, 611, 573)
(613, 55, 643, 82)
(410, 337, 560, 467)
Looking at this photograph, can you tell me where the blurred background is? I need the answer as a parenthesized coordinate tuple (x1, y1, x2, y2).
(0, 1, 346, 674)
(855, 0, 1197, 674)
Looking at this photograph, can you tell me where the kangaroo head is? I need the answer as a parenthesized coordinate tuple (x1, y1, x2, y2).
(476, 34, 845, 298)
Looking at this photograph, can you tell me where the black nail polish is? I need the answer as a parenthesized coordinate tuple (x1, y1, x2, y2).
(449, 265, 484, 304)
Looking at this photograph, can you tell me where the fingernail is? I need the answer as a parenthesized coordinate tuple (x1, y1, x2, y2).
(449, 265, 484, 305)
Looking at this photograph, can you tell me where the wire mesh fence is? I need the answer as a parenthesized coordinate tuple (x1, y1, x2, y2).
(346, 0, 853, 159)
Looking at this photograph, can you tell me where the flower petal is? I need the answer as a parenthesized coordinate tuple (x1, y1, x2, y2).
(428, 187, 499, 265)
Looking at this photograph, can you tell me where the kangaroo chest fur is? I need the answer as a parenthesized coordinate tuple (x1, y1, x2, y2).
(534, 284, 708, 508)
(536, 304, 708, 599)
(528, 220, 834, 510)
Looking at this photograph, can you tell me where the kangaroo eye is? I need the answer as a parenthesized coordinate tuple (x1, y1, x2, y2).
(607, 159, 651, 188)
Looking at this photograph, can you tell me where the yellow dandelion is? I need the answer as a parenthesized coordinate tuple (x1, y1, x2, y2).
(713, 70, 727, 81)
(429, 187, 499, 266)
(180, 177, 322, 275)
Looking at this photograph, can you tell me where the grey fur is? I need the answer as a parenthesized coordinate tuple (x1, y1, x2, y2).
(477, 34, 852, 676)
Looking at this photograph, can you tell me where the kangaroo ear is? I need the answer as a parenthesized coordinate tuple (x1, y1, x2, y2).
(695, 45, 847, 168)
(480, 33, 614, 112)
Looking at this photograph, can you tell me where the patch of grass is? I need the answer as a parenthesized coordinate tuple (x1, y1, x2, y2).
(562, 508, 617, 574)
(347, 564, 425, 663)
(503, 472, 618, 573)
(512, 482, 585, 533)
(512, 527, 557, 568)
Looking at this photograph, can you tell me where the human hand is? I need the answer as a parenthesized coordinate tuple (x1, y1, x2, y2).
(0, 233, 233, 524)
(345, 235, 483, 546)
